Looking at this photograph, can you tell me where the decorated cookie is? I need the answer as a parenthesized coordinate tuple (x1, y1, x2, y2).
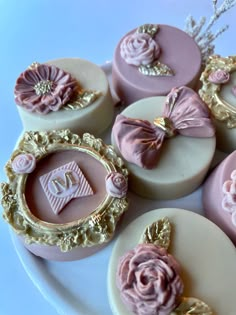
(15, 58, 114, 136)
(112, 86, 215, 199)
(199, 55, 236, 152)
(108, 208, 236, 314)
(112, 23, 202, 105)
(1, 130, 129, 261)
(202, 150, 236, 246)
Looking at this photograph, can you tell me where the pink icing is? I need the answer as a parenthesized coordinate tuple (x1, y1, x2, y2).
(120, 32, 160, 66)
(12, 153, 36, 174)
(112, 86, 215, 169)
(231, 86, 236, 96)
(25, 150, 108, 224)
(112, 24, 202, 104)
(105, 172, 127, 198)
(14, 64, 77, 114)
(39, 161, 93, 215)
(203, 151, 236, 245)
(116, 243, 184, 315)
(208, 69, 230, 84)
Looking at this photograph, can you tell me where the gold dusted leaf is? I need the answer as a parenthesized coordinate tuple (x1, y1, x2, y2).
(141, 217, 171, 250)
(137, 24, 159, 37)
(171, 297, 213, 315)
(63, 89, 101, 110)
(139, 60, 174, 77)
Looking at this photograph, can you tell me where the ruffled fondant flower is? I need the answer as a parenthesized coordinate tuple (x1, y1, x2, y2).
(208, 69, 230, 84)
(14, 64, 77, 114)
(120, 32, 160, 66)
(116, 243, 184, 315)
(105, 172, 127, 198)
(12, 153, 36, 174)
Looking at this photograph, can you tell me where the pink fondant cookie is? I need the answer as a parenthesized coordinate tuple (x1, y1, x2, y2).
(202, 150, 236, 246)
(15, 58, 114, 136)
(1, 130, 129, 261)
(112, 86, 216, 199)
(112, 24, 201, 105)
(108, 208, 236, 314)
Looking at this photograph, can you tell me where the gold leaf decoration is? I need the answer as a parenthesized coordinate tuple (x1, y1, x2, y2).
(63, 89, 101, 110)
(137, 23, 159, 38)
(139, 60, 174, 77)
(141, 217, 171, 250)
(1, 129, 129, 252)
(199, 55, 236, 128)
(171, 297, 213, 315)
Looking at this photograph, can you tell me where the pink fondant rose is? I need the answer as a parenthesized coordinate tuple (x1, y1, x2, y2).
(105, 172, 127, 198)
(14, 64, 77, 114)
(208, 69, 230, 84)
(120, 33, 160, 66)
(117, 243, 184, 315)
(12, 153, 36, 174)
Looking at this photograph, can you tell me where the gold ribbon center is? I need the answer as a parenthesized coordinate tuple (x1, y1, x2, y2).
(153, 117, 175, 137)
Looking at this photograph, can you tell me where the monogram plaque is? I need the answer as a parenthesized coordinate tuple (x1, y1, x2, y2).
(40, 161, 93, 214)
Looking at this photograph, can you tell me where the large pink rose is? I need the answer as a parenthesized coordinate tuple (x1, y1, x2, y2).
(208, 69, 230, 84)
(120, 33, 160, 66)
(14, 64, 77, 114)
(116, 243, 184, 315)
(105, 172, 128, 198)
(12, 153, 36, 174)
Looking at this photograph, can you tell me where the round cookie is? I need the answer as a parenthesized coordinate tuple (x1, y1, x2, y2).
(1, 130, 128, 261)
(199, 55, 236, 152)
(203, 150, 236, 245)
(112, 87, 216, 199)
(112, 24, 201, 105)
(15, 58, 114, 136)
(108, 208, 236, 315)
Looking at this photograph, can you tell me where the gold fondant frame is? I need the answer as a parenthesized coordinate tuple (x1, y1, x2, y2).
(199, 55, 236, 128)
(1, 130, 128, 252)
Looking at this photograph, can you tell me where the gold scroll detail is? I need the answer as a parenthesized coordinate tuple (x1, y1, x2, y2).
(139, 60, 174, 77)
(171, 297, 213, 315)
(141, 217, 171, 250)
(199, 54, 236, 128)
(1, 130, 129, 252)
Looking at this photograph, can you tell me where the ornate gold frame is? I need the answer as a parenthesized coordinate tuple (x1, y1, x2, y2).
(1, 130, 128, 252)
(199, 55, 236, 128)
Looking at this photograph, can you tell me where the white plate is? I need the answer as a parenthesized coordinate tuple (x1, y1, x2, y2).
(10, 63, 226, 315)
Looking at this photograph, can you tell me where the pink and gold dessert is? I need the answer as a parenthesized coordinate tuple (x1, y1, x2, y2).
(15, 58, 114, 136)
(108, 208, 236, 314)
(112, 24, 201, 105)
(112, 86, 215, 199)
(1, 130, 129, 261)
(202, 150, 236, 245)
(199, 55, 236, 152)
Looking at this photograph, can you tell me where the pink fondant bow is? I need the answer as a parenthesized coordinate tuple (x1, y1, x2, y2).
(112, 86, 215, 169)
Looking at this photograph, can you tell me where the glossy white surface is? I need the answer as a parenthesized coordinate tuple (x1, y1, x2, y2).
(1, 1, 236, 314)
